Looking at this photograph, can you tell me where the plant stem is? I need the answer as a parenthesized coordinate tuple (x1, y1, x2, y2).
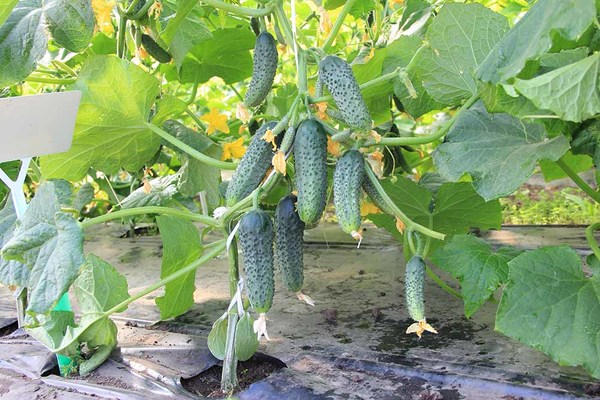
(103, 239, 227, 316)
(425, 266, 462, 299)
(184, 108, 208, 132)
(364, 165, 446, 240)
(556, 158, 600, 204)
(200, 0, 274, 17)
(81, 206, 221, 228)
(228, 84, 244, 102)
(116, 12, 127, 58)
(221, 310, 239, 393)
(586, 222, 600, 261)
(364, 94, 479, 146)
(146, 122, 236, 170)
(322, 0, 357, 52)
(310, 68, 400, 104)
(126, 0, 154, 20)
(25, 76, 76, 85)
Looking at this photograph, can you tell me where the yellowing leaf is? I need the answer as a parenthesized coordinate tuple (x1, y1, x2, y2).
(221, 137, 246, 160)
(92, 0, 115, 34)
(200, 108, 230, 135)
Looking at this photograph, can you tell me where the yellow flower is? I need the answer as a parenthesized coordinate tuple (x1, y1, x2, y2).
(406, 319, 438, 339)
(314, 102, 328, 120)
(200, 108, 230, 135)
(261, 129, 277, 150)
(369, 150, 384, 162)
(92, 0, 115, 35)
(149, 0, 163, 18)
(272, 151, 286, 176)
(327, 136, 341, 157)
(361, 201, 380, 217)
(318, 7, 332, 36)
(221, 137, 246, 160)
(236, 103, 251, 124)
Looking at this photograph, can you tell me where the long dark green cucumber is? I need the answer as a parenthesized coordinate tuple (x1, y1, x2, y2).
(362, 176, 394, 215)
(275, 195, 305, 293)
(318, 55, 371, 131)
(244, 32, 278, 107)
(294, 119, 328, 225)
(405, 255, 425, 321)
(225, 121, 278, 207)
(333, 150, 365, 235)
(141, 34, 172, 63)
(238, 210, 274, 314)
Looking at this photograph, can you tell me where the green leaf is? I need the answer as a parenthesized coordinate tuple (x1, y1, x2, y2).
(496, 246, 600, 379)
(477, 0, 596, 84)
(538, 47, 589, 74)
(397, 0, 431, 35)
(155, 215, 202, 320)
(432, 102, 569, 201)
(513, 53, 600, 123)
(0, 0, 47, 86)
(41, 55, 161, 180)
(235, 312, 259, 361)
(431, 234, 522, 318)
(368, 176, 501, 251)
(179, 28, 254, 84)
(415, 3, 509, 105)
(152, 95, 188, 126)
(75, 254, 130, 314)
(45, 0, 95, 53)
(572, 119, 600, 165)
(0, 198, 29, 287)
(1, 181, 85, 314)
(73, 183, 95, 213)
(0, 0, 18, 26)
(324, 0, 376, 17)
(163, 120, 222, 208)
(121, 175, 178, 209)
(539, 151, 593, 182)
(208, 313, 228, 360)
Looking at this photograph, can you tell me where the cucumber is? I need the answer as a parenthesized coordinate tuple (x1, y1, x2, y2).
(294, 119, 328, 225)
(225, 121, 278, 207)
(141, 34, 172, 63)
(318, 55, 371, 131)
(238, 210, 274, 314)
(244, 32, 278, 108)
(362, 176, 394, 215)
(333, 150, 365, 238)
(275, 195, 305, 293)
(405, 255, 425, 322)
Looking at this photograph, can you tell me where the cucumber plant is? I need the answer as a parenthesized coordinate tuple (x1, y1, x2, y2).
(1, 0, 600, 393)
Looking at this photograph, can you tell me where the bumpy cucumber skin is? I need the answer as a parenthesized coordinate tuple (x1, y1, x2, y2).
(405, 255, 425, 321)
(244, 32, 278, 108)
(141, 35, 172, 63)
(318, 56, 371, 131)
(333, 150, 365, 234)
(362, 177, 394, 215)
(275, 195, 305, 293)
(294, 119, 328, 225)
(225, 121, 278, 207)
(239, 210, 274, 314)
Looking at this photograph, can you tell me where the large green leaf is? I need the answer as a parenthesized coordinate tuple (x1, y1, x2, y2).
(0, 0, 46, 86)
(432, 102, 569, 201)
(538, 47, 590, 74)
(179, 28, 254, 84)
(415, 3, 509, 105)
(45, 0, 95, 53)
(368, 176, 501, 251)
(513, 53, 600, 123)
(496, 246, 600, 379)
(41, 55, 161, 180)
(121, 175, 179, 209)
(1, 181, 85, 314)
(0, 198, 29, 287)
(476, 0, 596, 84)
(431, 234, 522, 318)
(0, 0, 18, 26)
(155, 215, 202, 320)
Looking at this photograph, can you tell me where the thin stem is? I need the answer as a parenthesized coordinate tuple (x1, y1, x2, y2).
(274, 4, 297, 52)
(310, 68, 400, 103)
(51, 60, 77, 77)
(228, 84, 244, 102)
(556, 158, 600, 204)
(25, 76, 76, 85)
(322, 0, 357, 52)
(103, 240, 227, 316)
(200, 0, 274, 17)
(185, 108, 208, 132)
(364, 165, 446, 240)
(221, 310, 239, 392)
(364, 94, 479, 147)
(146, 122, 237, 170)
(125, 0, 141, 14)
(81, 206, 221, 228)
(126, 0, 154, 20)
(586, 223, 600, 261)
(116, 12, 127, 58)
(426, 266, 462, 299)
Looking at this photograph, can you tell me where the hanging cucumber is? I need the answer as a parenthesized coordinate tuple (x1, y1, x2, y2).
(238, 209, 275, 340)
(225, 121, 278, 207)
(141, 34, 172, 63)
(274, 195, 314, 305)
(333, 150, 365, 241)
(244, 32, 278, 108)
(318, 55, 372, 132)
(405, 255, 437, 338)
(294, 119, 328, 226)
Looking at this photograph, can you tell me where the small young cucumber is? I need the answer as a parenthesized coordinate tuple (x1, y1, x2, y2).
(244, 32, 278, 108)
(405, 255, 438, 338)
(225, 121, 278, 207)
(141, 34, 172, 63)
(362, 176, 394, 215)
(318, 55, 371, 132)
(294, 119, 328, 226)
(238, 210, 274, 314)
(333, 150, 365, 239)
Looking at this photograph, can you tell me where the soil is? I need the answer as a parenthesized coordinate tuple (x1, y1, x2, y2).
(180, 353, 286, 397)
